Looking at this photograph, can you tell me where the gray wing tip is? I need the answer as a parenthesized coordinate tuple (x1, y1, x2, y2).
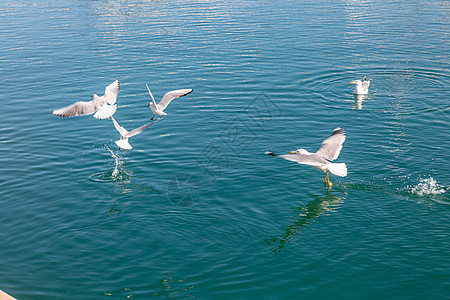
(265, 151, 277, 156)
(332, 127, 345, 136)
(52, 110, 70, 117)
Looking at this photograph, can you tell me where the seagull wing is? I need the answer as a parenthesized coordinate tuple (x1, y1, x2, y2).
(362, 80, 370, 92)
(103, 79, 120, 105)
(125, 121, 155, 138)
(52, 101, 97, 117)
(158, 89, 193, 111)
(278, 153, 326, 167)
(146, 84, 158, 110)
(111, 117, 128, 137)
(265, 151, 325, 167)
(315, 127, 346, 161)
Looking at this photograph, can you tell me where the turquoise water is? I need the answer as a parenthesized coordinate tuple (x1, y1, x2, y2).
(1, 0, 449, 299)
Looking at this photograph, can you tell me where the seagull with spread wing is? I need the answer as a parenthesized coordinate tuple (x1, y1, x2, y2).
(265, 127, 347, 188)
(146, 84, 193, 120)
(111, 116, 157, 151)
(52, 79, 120, 119)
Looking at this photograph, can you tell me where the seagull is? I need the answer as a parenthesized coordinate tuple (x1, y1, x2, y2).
(265, 127, 347, 188)
(111, 116, 156, 151)
(350, 76, 371, 95)
(146, 84, 193, 119)
(52, 80, 120, 119)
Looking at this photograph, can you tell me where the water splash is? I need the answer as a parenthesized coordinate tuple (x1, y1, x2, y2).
(108, 148, 120, 178)
(411, 177, 447, 197)
(88, 146, 130, 183)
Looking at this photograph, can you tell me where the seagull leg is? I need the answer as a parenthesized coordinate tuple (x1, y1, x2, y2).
(324, 171, 329, 184)
(150, 114, 155, 120)
(118, 147, 121, 151)
(327, 172, 333, 188)
(323, 171, 333, 188)
(159, 115, 162, 119)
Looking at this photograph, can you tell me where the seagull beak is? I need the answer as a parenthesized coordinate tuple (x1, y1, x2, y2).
(350, 81, 356, 84)
(290, 151, 295, 154)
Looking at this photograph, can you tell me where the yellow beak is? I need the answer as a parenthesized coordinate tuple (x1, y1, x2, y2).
(350, 81, 356, 84)
(290, 151, 295, 154)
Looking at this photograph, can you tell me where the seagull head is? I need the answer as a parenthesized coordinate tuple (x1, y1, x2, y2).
(350, 80, 363, 86)
(290, 149, 309, 155)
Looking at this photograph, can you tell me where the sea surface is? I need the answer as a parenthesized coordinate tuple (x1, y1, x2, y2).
(0, 0, 449, 299)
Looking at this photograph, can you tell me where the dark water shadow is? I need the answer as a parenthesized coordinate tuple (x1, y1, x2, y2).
(265, 189, 348, 253)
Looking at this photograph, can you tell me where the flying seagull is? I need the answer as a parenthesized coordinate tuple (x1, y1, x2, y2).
(111, 116, 156, 151)
(146, 84, 193, 119)
(350, 76, 370, 95)
(52, 80, 120, 119)
(265, 127, 347, 188)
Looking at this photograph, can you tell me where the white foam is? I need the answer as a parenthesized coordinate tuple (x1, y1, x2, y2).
(107, 148, 121, 178)
(411, 177, 447, 196)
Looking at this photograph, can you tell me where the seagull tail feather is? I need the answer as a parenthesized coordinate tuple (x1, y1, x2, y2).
(328, 163, 347, 177)
(94, 104, 117, 120)
(115, 139, 132, 150)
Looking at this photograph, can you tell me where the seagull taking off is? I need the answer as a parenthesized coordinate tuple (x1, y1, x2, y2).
(111, 116, 156, 151)
(265, 127, 347, 188)
(52, 80, 120, 119)
(146, 84, 193, 119)
(350, 76, 370, 95)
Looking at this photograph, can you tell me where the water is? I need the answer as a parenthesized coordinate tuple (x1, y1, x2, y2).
(0, 0, 449, 299)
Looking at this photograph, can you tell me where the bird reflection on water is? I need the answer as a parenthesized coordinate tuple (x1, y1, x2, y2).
(352, 94, 370, 110)
(265, 190, 347, 253)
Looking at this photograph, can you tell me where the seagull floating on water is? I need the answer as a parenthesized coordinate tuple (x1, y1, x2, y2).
(52, 80, 120, 119)
(146, 84, 193, 119)
(111, 116, 156, 151)
(351, 76, 371, 95)
(265, 127, 347, 188)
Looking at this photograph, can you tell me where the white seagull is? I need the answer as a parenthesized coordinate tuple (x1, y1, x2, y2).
(350, 76, 370, 95)
(146, 84, 193, 119)
(52, 80, 120, 119)
(111, 116, 156, 151)
(265, 127, 347, 188)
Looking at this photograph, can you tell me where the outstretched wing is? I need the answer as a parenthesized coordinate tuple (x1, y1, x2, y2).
(315, 127, 346, 161)
(279, 153, 326, 167)
(146, 84, 158, 110)
(104, 79, 120, 105)
(126, 121, 156, 138)
(158, 89, 193, 111)
(52, 101, 96, 117)
(111, 117, 128, 137)
(265, 151, 325, 167)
